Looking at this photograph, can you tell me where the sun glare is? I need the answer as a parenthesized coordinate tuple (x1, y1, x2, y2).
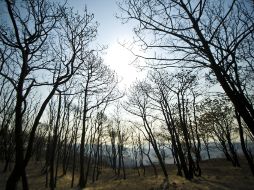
(104, 42, 144, 89)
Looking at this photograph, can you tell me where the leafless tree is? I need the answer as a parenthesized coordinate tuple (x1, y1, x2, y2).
(199, 97, 240, 167)
(119, 0, 254, 135)
(77, 53, 121, 188)
(71, 100, 82, 188)
(106, 122, 118, 174)
(0, 77, 15, 172)
(113, 105, 128, 180)
(0, 0, 98, 189)
(125, 81, 169, 179)
(235, 109, 254, 175)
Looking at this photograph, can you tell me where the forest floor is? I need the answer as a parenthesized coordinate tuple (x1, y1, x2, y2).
(1, 158, 254, 190)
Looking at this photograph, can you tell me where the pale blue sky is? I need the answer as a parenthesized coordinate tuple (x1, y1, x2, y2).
(68, 0, 143, 89)
(69, 0, 132, 44)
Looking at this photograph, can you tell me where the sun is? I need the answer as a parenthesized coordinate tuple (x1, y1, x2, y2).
(104, 42, 144, 89)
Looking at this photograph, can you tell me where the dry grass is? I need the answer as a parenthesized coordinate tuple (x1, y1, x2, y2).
(1, 158, 254, 190)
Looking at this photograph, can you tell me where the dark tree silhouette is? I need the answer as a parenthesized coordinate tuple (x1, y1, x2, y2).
(0, 0, 97, 189)
(77, 54, 121, 188)
(125, 81, 169, 179)
(119, 0, 254, 136)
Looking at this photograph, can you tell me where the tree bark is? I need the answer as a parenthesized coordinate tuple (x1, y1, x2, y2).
(50, 93, 62, 190)
(236, 110, 254, 175)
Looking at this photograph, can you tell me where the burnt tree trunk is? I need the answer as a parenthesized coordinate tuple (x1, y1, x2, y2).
(50, 93, 62, 190)
(236, 110, 254, 175)
(5, 48, 29, 190)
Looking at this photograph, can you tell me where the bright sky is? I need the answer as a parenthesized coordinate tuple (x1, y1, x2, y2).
(68, 0, 145, 90)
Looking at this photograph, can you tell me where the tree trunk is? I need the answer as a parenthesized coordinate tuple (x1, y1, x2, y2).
(50, 93, 61, 190)
(22, 169, 29, 190)
(172, 144, 182, 176)
(71, 128, 77, 188)
(143, 142, 158, 177)
(236, 110, 254, 175)
(79, 81, 89, 188)
(212, 64, 254, 136)
(92, 149, 98, 183)
(203, 140, 211, 160)
(54, 148, 60, 187)
(177, 93, 194, 180)
(143, 118, 168, 179)
(3, 159, 10, 173)
(84, 150, 92, 187)
(151, 139, 168, 179)
(121, 146, 126, 180)
(117, 144, 122, 178)
(96, 143, 102, 181)
(44, 127, 52, 188)
(5, 57, 27, 190)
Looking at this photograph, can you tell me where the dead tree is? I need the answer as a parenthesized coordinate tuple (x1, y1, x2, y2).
(0, 1, 98, 189)
(148, 69, 200, 179)
(119, 0, 254, 136)
(125, 81, 169, 179)
(199, 98, 240, 167)
(0, 79, 15, 172)
(235, 110, 254, 175)
(77, 54, 121, 188)
(71, 102, 82, 188)
(49, 91, 62, 190)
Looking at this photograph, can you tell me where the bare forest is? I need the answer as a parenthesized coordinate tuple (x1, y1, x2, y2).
(0, 0, 254, 190)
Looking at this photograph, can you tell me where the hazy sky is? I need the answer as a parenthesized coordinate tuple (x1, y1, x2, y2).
(68, 0, 144, 89)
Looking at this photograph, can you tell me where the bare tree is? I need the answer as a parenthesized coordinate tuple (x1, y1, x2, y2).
(77, 53, 121, 188)
(119, 0, 254, 135)
(92, 110, 108, 182)
(235, 109, 254, 175)
(125, 81, 169, 179)
(146, 69, 201, 179)
(0, 0, 98, 189)
(199, 97, 240, 167)
(106, 122, 118, 174)
(113, 105, 128, 180)
(49, 91, 62, 190)
(71, 101, 82, 188)
(0, 78, 15, 172)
